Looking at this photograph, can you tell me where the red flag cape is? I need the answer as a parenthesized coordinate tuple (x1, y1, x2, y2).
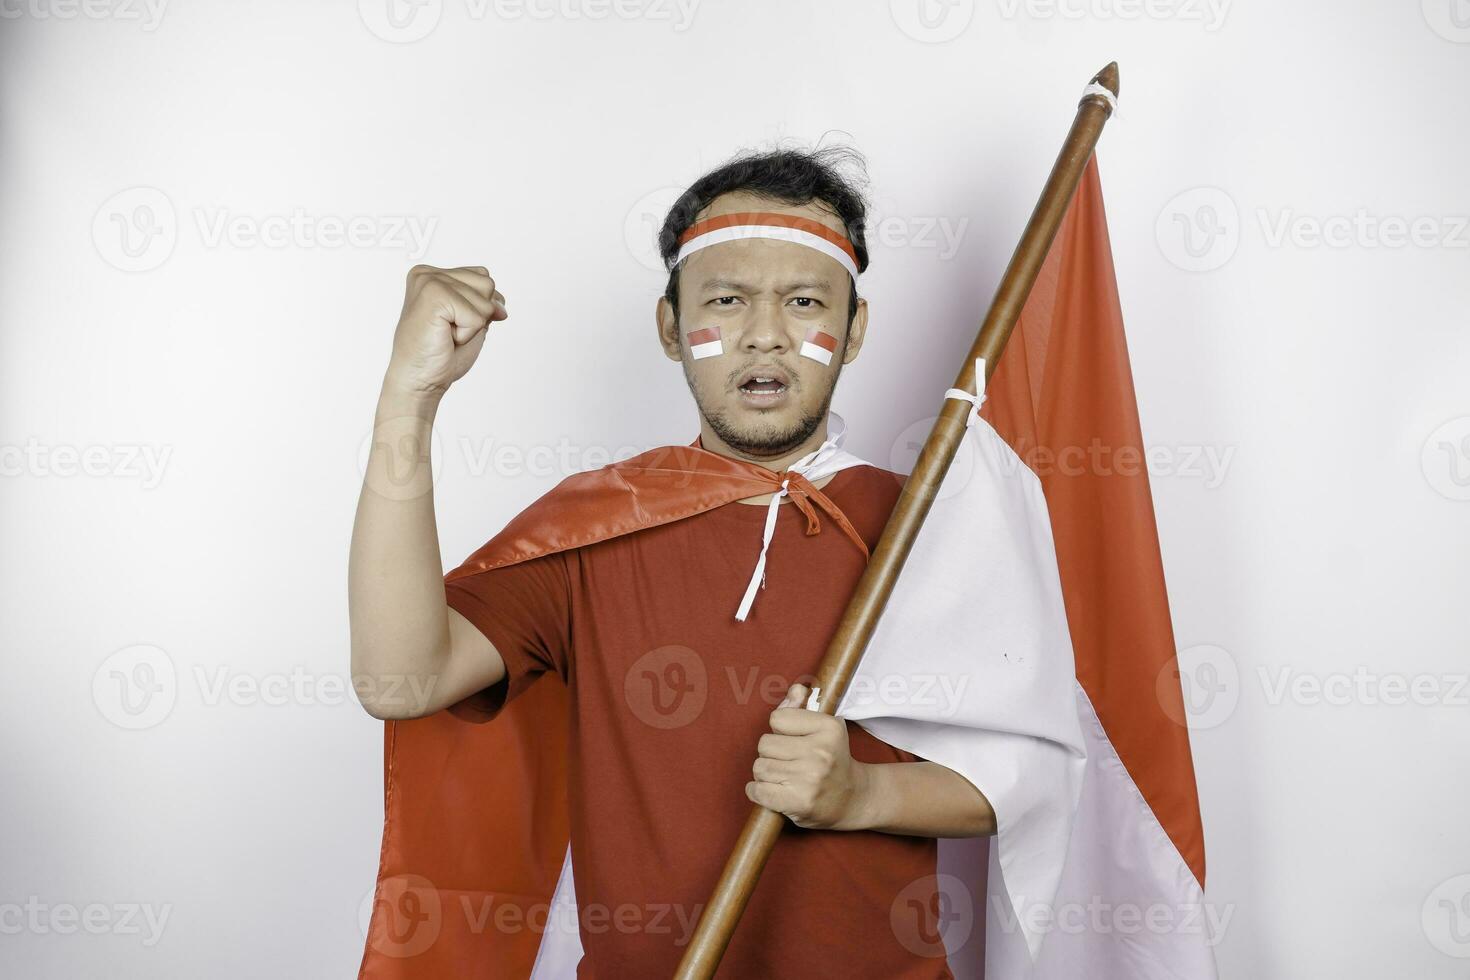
(358, 437, 869, 978)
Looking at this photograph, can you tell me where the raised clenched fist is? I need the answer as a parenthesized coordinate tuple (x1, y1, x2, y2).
(385, 264, 508, 396)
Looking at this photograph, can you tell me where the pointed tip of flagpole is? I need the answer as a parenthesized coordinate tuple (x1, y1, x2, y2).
(1092, 61, 1120, 98)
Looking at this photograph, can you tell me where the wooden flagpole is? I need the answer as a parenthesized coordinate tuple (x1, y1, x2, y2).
(672, 61, 1121, 978)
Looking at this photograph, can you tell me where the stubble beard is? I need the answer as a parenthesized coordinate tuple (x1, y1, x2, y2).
(685, 357, 843, 460)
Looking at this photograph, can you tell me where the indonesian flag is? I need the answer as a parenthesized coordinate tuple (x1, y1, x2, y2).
(687, 326, 723, 360)
(842, 155, 1213, 977)
(968, 155, 1214, 976)
(980, 156, 1213, 978)
(800, 327, 838, 366)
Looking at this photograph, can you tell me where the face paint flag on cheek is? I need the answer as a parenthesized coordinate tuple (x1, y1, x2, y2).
(687, 326, 723, 360)
(800, 327, 838, 366)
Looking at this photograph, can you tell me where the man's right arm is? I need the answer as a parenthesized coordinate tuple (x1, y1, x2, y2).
(348, 265, 511, 720)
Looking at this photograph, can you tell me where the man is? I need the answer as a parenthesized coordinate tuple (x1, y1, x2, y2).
(349, 147, 995, 976)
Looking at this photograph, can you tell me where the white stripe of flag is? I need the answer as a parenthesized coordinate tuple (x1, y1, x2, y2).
(687, 326, 723, 360)
(800, 328, 837, 366)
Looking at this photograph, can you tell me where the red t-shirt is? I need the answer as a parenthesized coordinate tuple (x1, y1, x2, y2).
(445, 463, 954, 978)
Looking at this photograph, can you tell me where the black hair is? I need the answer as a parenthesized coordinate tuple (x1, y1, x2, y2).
(657, 144, 871, 328)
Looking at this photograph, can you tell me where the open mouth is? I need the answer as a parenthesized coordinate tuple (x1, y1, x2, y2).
(736, 367, 792, 404)
(739, 377, 788, 394)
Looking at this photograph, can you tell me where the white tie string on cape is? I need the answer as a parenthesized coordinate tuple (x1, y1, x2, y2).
(734, 411, 867, 622)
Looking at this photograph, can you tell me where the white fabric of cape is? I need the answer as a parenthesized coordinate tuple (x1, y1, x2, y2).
(837, 416, 1088, 963)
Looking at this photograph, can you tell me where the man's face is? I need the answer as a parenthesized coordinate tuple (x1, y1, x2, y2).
(656, 191, 869, 461)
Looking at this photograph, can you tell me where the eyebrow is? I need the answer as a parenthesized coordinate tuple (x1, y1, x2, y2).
(697, 277, 834, 294)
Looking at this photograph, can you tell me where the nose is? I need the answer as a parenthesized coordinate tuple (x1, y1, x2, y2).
(739, 299, 792, 354)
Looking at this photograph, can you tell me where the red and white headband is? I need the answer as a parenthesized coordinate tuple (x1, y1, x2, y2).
(674, 211, 861, 280)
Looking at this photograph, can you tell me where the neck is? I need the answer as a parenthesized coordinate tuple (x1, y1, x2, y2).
(695, 414, 831, 474)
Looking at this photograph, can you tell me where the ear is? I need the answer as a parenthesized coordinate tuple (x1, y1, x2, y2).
(655, 295, 683, 362)
(841, 295, 869, 364)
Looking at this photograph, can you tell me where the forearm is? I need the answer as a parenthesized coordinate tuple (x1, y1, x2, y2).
(347, 375, 454, 713)
(849, 760, 996, 838)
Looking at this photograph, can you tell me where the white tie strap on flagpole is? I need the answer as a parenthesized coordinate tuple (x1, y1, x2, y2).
(943, 357, 988, 428)
(1080, 79, 1120, 120)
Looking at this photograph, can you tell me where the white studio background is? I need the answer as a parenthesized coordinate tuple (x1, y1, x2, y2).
(1, 2, 1467, 978)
